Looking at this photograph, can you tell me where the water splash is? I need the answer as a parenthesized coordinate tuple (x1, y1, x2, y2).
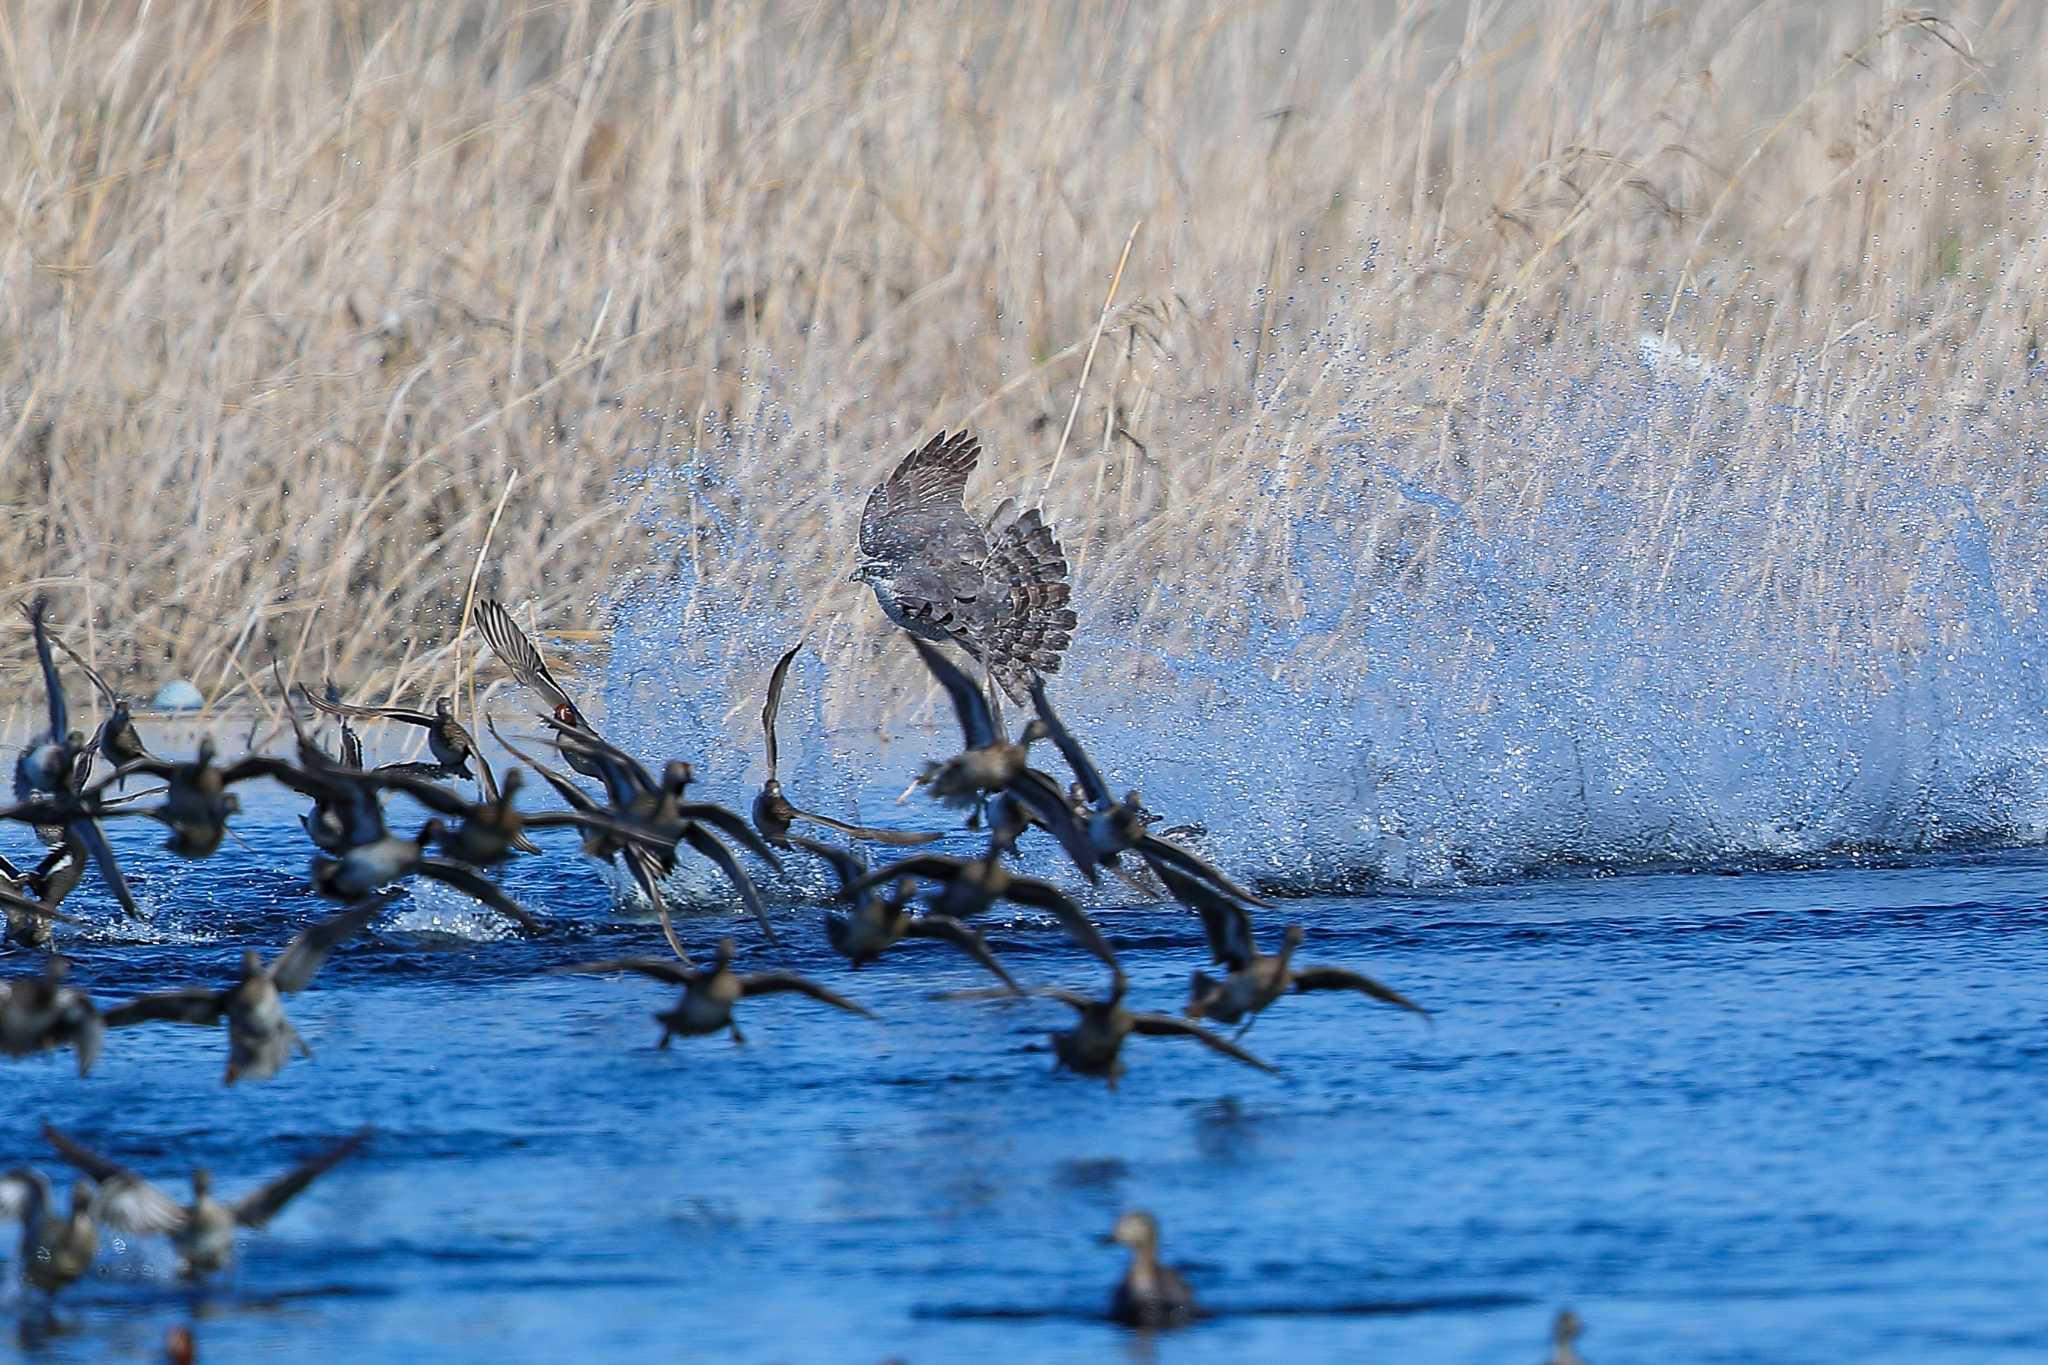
(598, 338, 2048, 894)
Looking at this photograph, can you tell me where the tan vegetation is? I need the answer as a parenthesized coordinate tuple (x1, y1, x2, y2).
(0, 0, 2040, 722)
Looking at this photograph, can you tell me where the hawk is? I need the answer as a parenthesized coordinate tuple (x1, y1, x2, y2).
(853, 430, 1077, 703)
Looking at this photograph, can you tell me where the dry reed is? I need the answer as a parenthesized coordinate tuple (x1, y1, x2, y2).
(0, 0, 2041, 719)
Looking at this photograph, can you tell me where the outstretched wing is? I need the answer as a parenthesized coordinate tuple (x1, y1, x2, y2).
(233, 1127, 372, 1228)
(1150, 860, 1254, 970)
(558, 958, 695, 987)
(1127, 1012, 1279, 1074)
(269, 894, 391, 993)
(908, 636, 997, 750)
(678, 824, 778, 943)
(1134, 832, 1273, 908)
(762, 640, 803, 779)
(859, 430, 984, 563)
(476, 600, 584, 722)
(736, 972, 876, 1018)
(1290, 965, 1431, 1018)
(417, 859, 546, 934)
(42, 1124, 188, 1234)
(787, 835, 867, 898)
(996, 872, 1120, 975)
(105, 987, 227, 1029)
(1028, 681, 1111, 808)
(903, 914, 1022, 992)
(21, 597, 68, 740)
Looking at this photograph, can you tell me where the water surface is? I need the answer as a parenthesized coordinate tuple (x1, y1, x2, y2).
(5, 785, 2047, 1362)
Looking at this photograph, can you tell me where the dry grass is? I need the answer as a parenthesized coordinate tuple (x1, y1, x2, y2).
(0, 0, 2043, 716)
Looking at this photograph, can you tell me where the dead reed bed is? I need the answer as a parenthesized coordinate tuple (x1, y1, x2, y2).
(0, 0, 2042, 720)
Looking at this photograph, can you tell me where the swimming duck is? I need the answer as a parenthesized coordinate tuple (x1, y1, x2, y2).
(1548, 1307, 1586, 1365)
(795, 836, 1020, 990)
(0, 956, 104, 1074)
(1102, 1210, 1198, 1328)
(751, 639, 941, 850)
(475, 598, 608, 779)
(563, 938, 875, 1045)
(1029, 679, 1271, 906)
(103, 894, 389, 1083)
(846, 850, 1120, 977)
(903, 636, 1098, 879)
(956, 976, 1275, 1088)
(41, 1123, 371, 1277)
(0, 1170, 105, 1302)
(1165, 863, 1428, 1036)
(306, 689, 479, 780)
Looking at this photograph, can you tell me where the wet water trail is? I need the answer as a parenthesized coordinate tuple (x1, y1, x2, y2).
(5, 786, 2048, 1362)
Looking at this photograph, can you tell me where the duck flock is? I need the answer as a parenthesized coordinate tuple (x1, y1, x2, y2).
(0, 432, 1477, 1347)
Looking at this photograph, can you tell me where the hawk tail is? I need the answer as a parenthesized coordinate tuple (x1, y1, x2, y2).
(979, 501, 1077, 703)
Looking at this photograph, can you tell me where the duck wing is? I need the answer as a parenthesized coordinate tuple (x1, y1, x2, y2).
(1149, 861, 1254, 969)
(1127, 1012, 1278, 1074)
(541, 719, 658, 802)
(353, 768, 476, 817)
(67, 818, 141, 920)
(995, 872, 1119, 974)
(672, 801, 784, 871)
(105, 987, 227, 1029)
(416, 859, 545, 934)
(1290, 965, 1431, 1018)
(46, 631, 119, 710)
(232, 1128, 372, 1228)
(1027, 680, 1112, 808)
(303, 689, 434, 727)
(907, 635, 998, 750)
(1134, 833, 1272, 908)
(677, 824, 779, 943)
(843, 852, 967, 900)
(622, 844, 694, 966)
(736, 972, 875, 1018)
(40, 1125, 188, 1235)
(761, 640, 803, 779)
(787, 807, 943, 845)
(786, 835, 867, 897)
(903, 914, 1022, 992)
(21, 598, 68, 740)
(492, 723, 603, 813)
(1005, 767, 1099, 881)
(476, 600, 584, 722)
(559, 958, 695, 986)
(268, 894, 392, 993)
(0, 1168, 51, 1224)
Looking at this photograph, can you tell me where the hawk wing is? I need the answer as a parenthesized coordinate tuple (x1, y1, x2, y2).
(859, 430, 989, 566)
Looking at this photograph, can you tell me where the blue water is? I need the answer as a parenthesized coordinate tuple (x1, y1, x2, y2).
(7, 770, 2048, 1362)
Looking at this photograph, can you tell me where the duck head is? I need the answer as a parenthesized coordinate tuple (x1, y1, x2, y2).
(194, 736, 218, 768)
(1100, 1209, 1161, 1255)
(416, 818, 448, 848)
(189, 1168, 213, 1202)
(433, 697, 456, 720)
(660, 760, 695, 796)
